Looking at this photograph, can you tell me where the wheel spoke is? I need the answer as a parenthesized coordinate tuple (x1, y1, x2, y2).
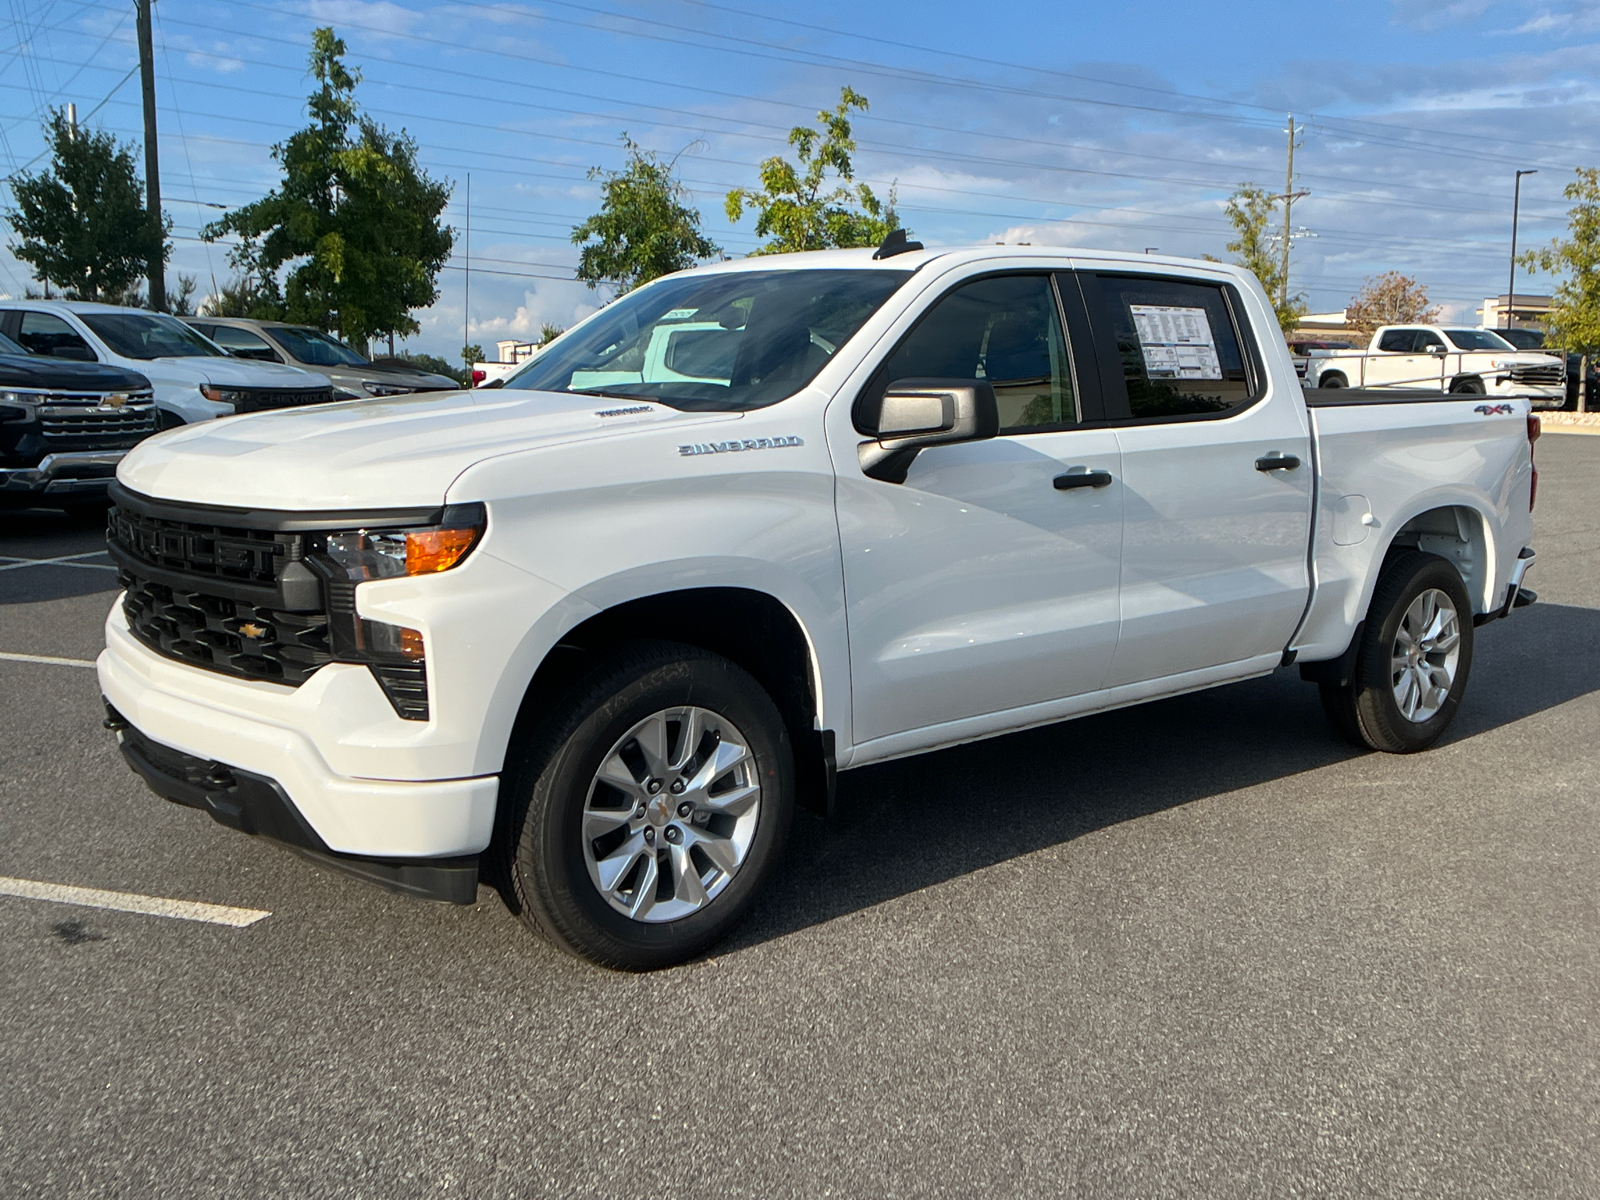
(669, 844, 710, 907)
(688, 737, 751, 794)
(632, 713, 671, 779)
(671, 707, 702, 771)
(687, 827, 739, 876)
(627, 853, 660, 919)
(584, 806, 634, 839)
(701, 780, 760, 818)
(1398, 669, 1420, 719)
(595, 832, 648, 892)
(597, 755, 644, 795)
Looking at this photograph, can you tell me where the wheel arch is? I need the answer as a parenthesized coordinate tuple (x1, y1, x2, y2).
(495, 585, 835, 816)
(1377, 501, 1497, 616)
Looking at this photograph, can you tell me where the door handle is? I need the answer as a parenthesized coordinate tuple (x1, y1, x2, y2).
(1255, 452, 1301, 472)
(1053, 469, 1114, 490)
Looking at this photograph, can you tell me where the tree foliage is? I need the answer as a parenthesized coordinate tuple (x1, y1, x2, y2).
(6, 109, 167, 302)
(572, 137, 719, 292)
(202, 28, 453, 349)
(725, 87, 901, 255)
(1519, 167, 1600, 358)
(1344, 271, 1440, 336)
(1223, 183, 1304, 331)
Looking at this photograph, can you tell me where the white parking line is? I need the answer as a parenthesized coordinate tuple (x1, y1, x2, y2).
(0, 651, 98, 668)
(0, 876, 271, 928)
(0, 551, 118, 572)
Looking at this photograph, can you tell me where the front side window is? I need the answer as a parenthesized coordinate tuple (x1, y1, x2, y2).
(1378, 329, 1417, 352)
(80, 312, 223, 359)
(17, 311, 97, 360)
(270, 326, 368, 367)
(879, 274, 1076, 431)
(1415, 329, 1446, 350)
(1092, 275, 1254, 419)
(1444, 328, 1515, 351)
(208, 325, 278, 359)
(506, 268, 911, 412)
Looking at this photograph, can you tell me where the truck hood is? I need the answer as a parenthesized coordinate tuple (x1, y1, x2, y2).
(0, 353, 150, 393)
(147, 356, 326, 388)
(117, 388, 741, 510)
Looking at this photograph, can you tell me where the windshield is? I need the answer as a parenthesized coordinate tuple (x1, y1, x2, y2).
(504, 268, 913, 411)
(1495, 328, 1546, 351)
(1444, 328, 1515, 351)
(81, 312, 224, 359)
(269, 326, 368, 367)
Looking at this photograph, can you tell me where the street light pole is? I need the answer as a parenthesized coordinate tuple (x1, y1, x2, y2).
(1507, 169, 1537, 329)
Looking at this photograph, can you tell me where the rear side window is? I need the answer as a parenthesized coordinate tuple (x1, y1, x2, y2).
(208, 325, 277, 358)
(17, 311, 96, 360)
(1089, 275, 1254, 420)
(878, 273, 1077, 432)
(1377, 329, 1415, 352)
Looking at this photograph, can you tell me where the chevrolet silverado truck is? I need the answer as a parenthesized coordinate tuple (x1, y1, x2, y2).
(0, 327, 157, 509)
(1306, 324, 1566, 407)
(98, 241, 1539, 969)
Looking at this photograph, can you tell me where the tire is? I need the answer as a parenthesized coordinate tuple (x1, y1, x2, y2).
(1319, 372, 1347, 389)
(1319, 551, 1474, 753)
(499, 640, 794, 970)
(157, 409, 186, 431)
(1449, 376, 1486, 395)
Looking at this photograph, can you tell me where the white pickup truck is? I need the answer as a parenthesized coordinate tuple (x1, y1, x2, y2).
(1306, 323, 1566, 407)
(98, 242, 1539, 969)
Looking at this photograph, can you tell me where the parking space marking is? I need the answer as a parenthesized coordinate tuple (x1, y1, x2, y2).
(0, 651, 98, 668)
(0, 550, 117, 572)
(0, 876, 271, 928)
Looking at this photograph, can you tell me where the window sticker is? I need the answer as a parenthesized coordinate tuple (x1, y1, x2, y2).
(1129, 304, 1223, 380)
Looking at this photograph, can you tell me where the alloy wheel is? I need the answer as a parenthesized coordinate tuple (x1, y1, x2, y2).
(1389, 587, 1461, 722)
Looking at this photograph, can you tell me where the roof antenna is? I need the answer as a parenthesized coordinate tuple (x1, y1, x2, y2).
(872, 229, 924, 260)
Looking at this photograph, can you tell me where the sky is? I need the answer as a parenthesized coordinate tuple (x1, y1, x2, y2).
(4, 0, 1600, 359)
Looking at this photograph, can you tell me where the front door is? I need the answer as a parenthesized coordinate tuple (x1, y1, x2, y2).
(1074, 269, 1314, 686)
(835, 271, 1124, 748)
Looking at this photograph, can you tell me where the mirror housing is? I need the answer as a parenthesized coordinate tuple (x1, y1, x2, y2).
(1426, 343, 1448, 355)
(857, 377, 1000, 483)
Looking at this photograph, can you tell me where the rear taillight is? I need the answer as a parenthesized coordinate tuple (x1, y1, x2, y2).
(1528, 414, 1541, 510)
(471, 368, 486, 385)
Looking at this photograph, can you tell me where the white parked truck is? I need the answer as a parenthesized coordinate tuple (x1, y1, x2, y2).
(1305, 323, 1566, 407)
(99, 242, 1540, 968)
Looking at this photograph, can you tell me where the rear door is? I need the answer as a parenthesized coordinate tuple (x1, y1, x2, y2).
(1073, 268, 1313, 686)
(1368, 328, 1426, 388)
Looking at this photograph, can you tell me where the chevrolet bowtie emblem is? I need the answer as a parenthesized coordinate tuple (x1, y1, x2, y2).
(238, 622, 268, 640)
(99, 393, 128, 410)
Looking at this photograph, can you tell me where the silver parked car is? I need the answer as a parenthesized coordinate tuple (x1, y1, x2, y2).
(182, 318, 462, 399)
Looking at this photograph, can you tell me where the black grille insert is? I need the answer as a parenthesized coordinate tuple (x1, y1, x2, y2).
(121, 572, 333, 685)
(109, 505, 302, 587)
(230, 387, 335, 412)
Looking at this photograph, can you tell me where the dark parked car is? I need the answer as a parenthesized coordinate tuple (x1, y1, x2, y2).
(183, 318, 461, 399)
(0, 329, 157, 510)
(1494, 327, 1593, 409)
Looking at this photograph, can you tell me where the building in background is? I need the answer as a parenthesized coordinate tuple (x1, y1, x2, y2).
(1479, 294, 1551, 330)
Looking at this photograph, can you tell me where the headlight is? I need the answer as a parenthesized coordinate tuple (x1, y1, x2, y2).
(331, 386, 363, 401)
(199, 385, 249, 405)
(323, 503, 486, 580)
(362, 381, 414, 397)
(0, 388, 47, 404)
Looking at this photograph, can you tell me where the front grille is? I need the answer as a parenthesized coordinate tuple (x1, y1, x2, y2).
(40, 393, 158, 447)
(120, 572, 332, 685)
(1509, 364, 1564, 387)
(230, 387, 335, 413)
(109, 505, 301, 586)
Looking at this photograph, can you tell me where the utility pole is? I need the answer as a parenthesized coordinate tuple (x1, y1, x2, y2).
(66, 102, 77, 138)
(1279, 115, 1308, 316)
(1507, 169, 1537, 330)
(135, 0, 165, 311)
(463, 172, 471, 364)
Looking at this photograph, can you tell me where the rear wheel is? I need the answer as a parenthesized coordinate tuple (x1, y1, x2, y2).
(500, 641, 794, 970)
(1449, 376, 1487, 395)
(1319, 551, 1474, 753)
(1319, 372, 1348, 389)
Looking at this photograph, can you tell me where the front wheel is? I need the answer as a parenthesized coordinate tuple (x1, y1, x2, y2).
(1319, 372, 1348, 389)
(1449, 376, 1487, 395)
(1319, 551, 1474, 753)
(500, 641, 794, 970)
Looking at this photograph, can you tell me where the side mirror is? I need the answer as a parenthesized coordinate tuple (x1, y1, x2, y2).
(1427, 343, 1448, 355)
(856, 377, 999, 483)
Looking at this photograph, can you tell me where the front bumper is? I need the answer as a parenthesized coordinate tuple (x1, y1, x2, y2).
(98, 618, 499, 860)
(0, 449, 126, 495)
(110, 710, 480, 903)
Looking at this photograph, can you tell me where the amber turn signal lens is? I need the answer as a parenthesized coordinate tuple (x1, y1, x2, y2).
(404, 528, 479, 575)
(399, 627, 426, 660)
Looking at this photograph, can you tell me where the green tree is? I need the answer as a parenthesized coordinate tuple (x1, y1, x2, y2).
(202, 28, 453, 350)
(539, 322, 564, 344)
(1520, 167, 1600, 407)
(572, 137, 719, 293)
(1223, 183, 1304, 330)
(725, 87, 901, 255)
(6, 108, 167, 302)
(462, 343, 484, 367)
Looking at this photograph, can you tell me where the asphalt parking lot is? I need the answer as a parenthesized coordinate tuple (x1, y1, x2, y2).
(2, 433, 1597, 1199)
